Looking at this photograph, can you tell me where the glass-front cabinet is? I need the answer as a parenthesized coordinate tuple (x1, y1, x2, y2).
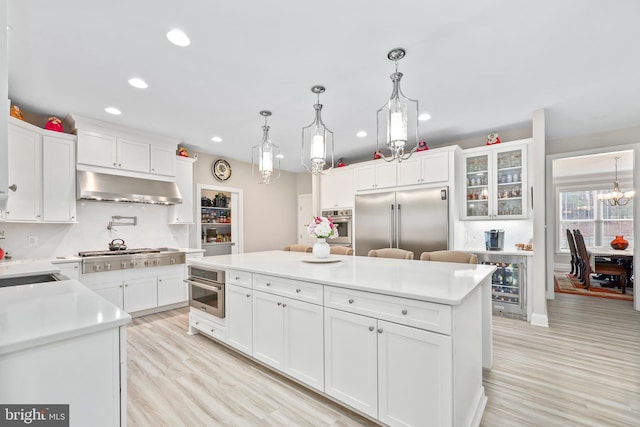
(462, 141, 529, 220)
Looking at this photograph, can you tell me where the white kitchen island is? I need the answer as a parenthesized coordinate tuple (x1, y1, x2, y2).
(0, 278, 132, 427)
(189, 251, 495, 427)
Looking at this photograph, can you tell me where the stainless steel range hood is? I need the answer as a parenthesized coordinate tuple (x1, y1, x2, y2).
(77, 170, 182, 204)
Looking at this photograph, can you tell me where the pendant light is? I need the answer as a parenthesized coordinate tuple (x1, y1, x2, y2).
(597, 156, 634, 206)
(376, 47, 420, 162)
(252, 110, 281, 184)
(301, 85, 334, 175)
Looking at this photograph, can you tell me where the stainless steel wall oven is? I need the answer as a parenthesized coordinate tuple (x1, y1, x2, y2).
(186, 266, 225, 318)
(321, 209, 352, 246)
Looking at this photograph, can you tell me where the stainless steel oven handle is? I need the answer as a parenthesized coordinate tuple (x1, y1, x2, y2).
(183, 279, 222, 293)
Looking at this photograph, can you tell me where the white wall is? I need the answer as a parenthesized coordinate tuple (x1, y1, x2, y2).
(0, 201, 190, 259)
(454, 219, 534, 252)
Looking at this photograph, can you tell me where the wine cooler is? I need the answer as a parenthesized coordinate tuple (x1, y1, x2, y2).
(478, 254, 527, 320)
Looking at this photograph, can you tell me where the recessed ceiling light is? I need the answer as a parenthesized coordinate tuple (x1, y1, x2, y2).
(105, 107, 122, 115)
(276, 154, 285, 159)
(418, 113, 431, 121)
(356, 131, 367, 138)
(211, 136, 222, 143)
(166, 29, 190, 47)
(128, 78, 148, 89)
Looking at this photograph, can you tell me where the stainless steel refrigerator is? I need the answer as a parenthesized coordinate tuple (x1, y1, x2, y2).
(354, 187, 449, 257)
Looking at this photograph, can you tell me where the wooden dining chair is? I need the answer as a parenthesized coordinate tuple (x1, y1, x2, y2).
(573, 230, 627, 292)
(367, 248, 414, 260)
(419, 250, 478, 264)
(566, 229, 579, 277)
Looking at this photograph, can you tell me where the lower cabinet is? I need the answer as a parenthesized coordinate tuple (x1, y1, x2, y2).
(157, 274, 187, 306)
(123, 277, 158, 313)
(252, 290, 324, 391)
(324, 307, 452, 426)
(225, 283, 253, 355)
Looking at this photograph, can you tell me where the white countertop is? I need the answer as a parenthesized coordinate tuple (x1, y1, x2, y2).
(472, 249, 534, 257)
(191, 251, 495, 305)
(0, 279, 132, 355)
(0, 261, 61, 279)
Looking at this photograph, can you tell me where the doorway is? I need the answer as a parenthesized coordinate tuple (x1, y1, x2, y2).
(297, 193, 314, 246)
(546, 146, 638, 310)
(197, 184, 244, 255)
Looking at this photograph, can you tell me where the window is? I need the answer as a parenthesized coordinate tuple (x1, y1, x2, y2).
(559, 188, 633, 250)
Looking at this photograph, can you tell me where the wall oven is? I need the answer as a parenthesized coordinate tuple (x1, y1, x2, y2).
(186, 266, 225, 318)
(321, 209, 352, 246)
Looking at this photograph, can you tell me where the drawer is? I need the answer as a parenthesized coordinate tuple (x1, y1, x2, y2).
(226, 269, 252, 288)
(324, 286, 451, 335)
(190, 311, 226, 342)
(253, 274, 323, 305)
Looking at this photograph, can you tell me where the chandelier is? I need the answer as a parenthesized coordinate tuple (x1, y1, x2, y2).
(376, 47, 420, 162)
(598, 156, 634, 206)
(252, 110, 281, 184)
(301, 85, 334, 175)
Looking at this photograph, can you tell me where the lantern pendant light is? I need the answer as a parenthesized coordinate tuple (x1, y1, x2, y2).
(252, 110, 281, 184)
(598, 156, 635, 206)
(376, 47, 420, 162)
(302, 85, 334, 175)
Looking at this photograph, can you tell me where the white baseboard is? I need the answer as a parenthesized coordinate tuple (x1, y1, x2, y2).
(530, 312, 549, 328)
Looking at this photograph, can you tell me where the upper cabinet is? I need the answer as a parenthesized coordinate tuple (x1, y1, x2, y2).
(461, 140, 530, 220)
(396, 148, 452, 187)
(2, 118, 76, 223)
(354, 161, 397, 191)
(69, 114, 179, 178)
(171, 156, 196, 224)
(320, 167, 355, 209)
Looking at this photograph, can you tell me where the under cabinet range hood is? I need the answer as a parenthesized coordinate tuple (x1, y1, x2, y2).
(77, 170, 182, 204)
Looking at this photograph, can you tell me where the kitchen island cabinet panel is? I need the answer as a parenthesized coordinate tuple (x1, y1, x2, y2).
(284, 297, 324, 391)
(226, 283, 253, 355)
(252, 290, 285, 370)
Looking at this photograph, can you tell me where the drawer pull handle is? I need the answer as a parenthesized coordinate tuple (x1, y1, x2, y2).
(368, 326, 374, 332)
(210, 329, 215, 333)
(348, 299, 354, 304)
(282, 303, 287, 308)
(266, 282, 271, 287)
(402, 309, 408, 315)
(277, 302, 282, 306)
(246, 294, 251, 298)
(296, 289, 301, 293)
(235, 276, 240, 280)
(377, 328, 383, 334)
(195, 322, 199, 325)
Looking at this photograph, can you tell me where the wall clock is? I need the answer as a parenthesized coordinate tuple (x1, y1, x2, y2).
(212, 159, 231, 181)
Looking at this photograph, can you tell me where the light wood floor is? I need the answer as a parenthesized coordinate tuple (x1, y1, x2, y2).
(127, 294, 640, 426)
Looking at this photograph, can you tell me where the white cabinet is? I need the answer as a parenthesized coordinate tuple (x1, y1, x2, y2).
(253, 289, 324, 391)
(117, 137, 150, 172)
(320, 167, 354, 209)
(123, 277, 158, 313)
(77, 130, 150, 173)
(151, 146, 176, 176)
(462, 140, 530, 220)
(43, 136, 76, 222)
(3, 119, 76, 223)
(52, 260, 81, 280)
(397, 150, 449, 186)
(171, 157, 196, 224)
(324, 307, 452, 425)
(226, 283, 253, 355)
(157, 273, 187, 306)
(355, 161, 397, 191)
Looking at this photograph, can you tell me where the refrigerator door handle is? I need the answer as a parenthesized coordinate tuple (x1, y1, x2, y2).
(390, 204, 395, 247)
(396, 204, 401, 248)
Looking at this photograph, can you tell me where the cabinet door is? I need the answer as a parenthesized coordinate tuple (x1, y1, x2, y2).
(54, 261, 80, 280)
(320, 168, 354, 209)
(117, 137, 150, 172)
(494, 146, 527, 219)
(43, 136, 76, 222)
(354, 164, 376, 190)
(150, 146, 176, 176)
(123, 277, 158, 313)
(324, 307, 378, 418)
(90, 282, 124, 310)
(462, 153, 490, 219)
(6, 124, 41, 221)
(396, 157, 422, 186)
(421, 151, 449, 184)
(376, 162, 397, 189)
(157, 274, 187, 306)
(77, 130, 118, 168)
(377, 320, 452, 427)
(252, 291, 284, 370)
(226, 284, 253, 355)
(172, 158, 193, 223)
(284, 298, 324, 391)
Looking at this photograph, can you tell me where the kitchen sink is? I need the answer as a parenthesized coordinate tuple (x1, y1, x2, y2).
(0, 273, 67, 288)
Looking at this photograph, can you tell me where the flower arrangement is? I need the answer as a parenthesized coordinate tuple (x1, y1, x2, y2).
(307, 216, 339, 239)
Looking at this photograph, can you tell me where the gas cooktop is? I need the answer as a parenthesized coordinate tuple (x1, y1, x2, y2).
(78, 248, 160, 257)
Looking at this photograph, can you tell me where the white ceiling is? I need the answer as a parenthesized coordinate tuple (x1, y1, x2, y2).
(553, 150, 633, 178)
(7, 0, 640, 172)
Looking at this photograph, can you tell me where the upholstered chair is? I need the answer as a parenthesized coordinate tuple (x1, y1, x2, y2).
(367, 248, 414, 260)
(330, 246, 354, 255)
(283, 244, 313, 253)
(419, 250, 478, 264)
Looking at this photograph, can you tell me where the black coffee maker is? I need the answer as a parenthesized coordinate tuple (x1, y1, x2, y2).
(484, 229, 505, 251)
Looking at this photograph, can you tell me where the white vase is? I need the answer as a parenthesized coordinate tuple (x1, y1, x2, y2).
(313, 238, 330, 258)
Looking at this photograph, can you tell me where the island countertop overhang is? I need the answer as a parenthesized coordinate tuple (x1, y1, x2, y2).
(190, 251, 496, 305)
